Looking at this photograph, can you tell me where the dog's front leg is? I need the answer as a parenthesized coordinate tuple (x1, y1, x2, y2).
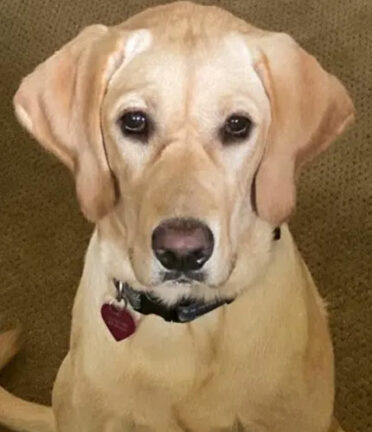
(52, 353, 86, 432)
(52, 353, 170, 432)
(52, 357, 108, 431)
(52, 354, 129, 432)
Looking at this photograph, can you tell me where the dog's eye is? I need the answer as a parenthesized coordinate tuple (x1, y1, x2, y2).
(118, 111, 150, 141)
(221, 115, 253, 143)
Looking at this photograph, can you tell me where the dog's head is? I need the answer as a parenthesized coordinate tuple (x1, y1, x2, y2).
(14, 2, 354, 304)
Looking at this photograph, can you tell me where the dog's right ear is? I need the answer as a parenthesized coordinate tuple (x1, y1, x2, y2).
(253, 33, 355, 225)
(13, 25, 151, 222)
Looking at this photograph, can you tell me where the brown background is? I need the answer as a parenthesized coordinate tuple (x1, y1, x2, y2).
(0, 1, 371, 431)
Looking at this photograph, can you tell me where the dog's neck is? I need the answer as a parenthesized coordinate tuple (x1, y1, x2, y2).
(71, 224, 309, 383)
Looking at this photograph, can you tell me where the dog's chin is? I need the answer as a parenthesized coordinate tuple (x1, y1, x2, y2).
(147, 268, 236, 306)
(147, 279, 205, 306)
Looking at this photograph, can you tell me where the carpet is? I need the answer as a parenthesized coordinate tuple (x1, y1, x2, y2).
(0, 1, 371, 431)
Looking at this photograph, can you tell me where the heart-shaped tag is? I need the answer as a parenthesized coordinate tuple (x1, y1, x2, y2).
(101, 303, 136, 341)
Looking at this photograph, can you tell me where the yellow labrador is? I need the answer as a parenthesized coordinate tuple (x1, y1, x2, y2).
(0, 2, 355, 431)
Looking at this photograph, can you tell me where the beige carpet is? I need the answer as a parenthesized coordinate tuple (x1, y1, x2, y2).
(0, 1, 371, 431)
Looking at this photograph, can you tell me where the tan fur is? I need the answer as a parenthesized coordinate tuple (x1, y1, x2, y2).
(254, 35, 355, 224)
(0, 328, 21, 370)
(2, 2, 354, 431)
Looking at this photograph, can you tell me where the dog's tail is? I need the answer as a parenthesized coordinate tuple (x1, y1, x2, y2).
(329, 417, 346, 432)
(0, 329, 56, 432)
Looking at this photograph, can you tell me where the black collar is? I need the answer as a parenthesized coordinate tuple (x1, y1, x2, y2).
(114, 227, 281, 323)
(113, 279, 234, 323)
(114, 279, 234, 323)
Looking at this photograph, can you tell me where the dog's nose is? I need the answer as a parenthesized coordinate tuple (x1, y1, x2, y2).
(152, 219, 214, 272)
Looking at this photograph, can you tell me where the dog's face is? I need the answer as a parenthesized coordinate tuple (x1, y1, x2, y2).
(13, 2, 354, 304)
(99, 29, 272, 302)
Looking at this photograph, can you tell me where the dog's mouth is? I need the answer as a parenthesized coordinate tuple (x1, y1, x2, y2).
(161, 270, 206, 284)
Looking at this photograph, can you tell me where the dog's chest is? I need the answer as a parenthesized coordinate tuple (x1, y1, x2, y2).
(58, 273, 321, 432)
(65, 365, 250, 432)
(61, 313, 257, 430)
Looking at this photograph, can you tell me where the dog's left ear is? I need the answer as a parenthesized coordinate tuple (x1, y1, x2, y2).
(254, 33, 355, 225)
(13, 25, 151, 222)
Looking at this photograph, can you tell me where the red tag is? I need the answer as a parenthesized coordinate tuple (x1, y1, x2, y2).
(101, 303, 136, 341)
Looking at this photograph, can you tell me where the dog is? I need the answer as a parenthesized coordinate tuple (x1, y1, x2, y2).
(0, 2, 355, 431)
